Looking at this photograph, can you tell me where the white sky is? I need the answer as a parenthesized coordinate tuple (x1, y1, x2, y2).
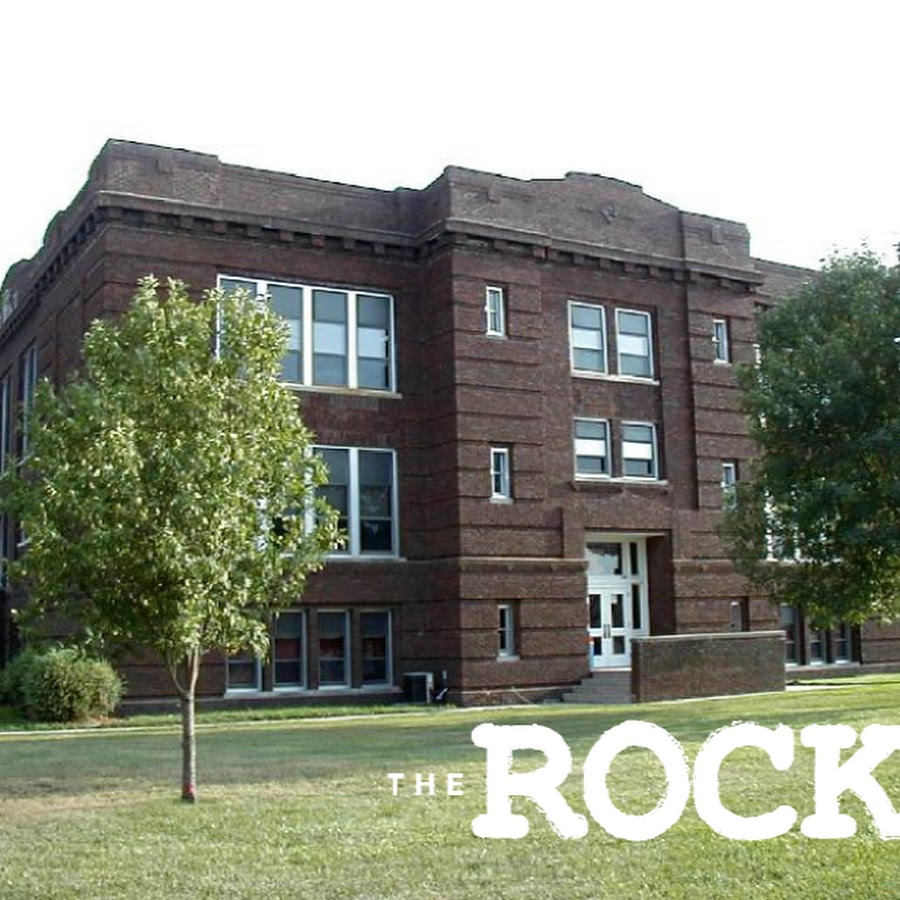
(1, 1, 898, 275)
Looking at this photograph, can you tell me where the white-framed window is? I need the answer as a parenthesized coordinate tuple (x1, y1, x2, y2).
(713, 318, 730, 363)
(485, 286, 506, 337)
(315, 447, 398, 557)
(621, 423, 658, 479)
(498, 604, 516, 658)
(569, 302, 607, 374)
(218, 276, 395, 392)
(490, 447, 512, 500)
(361, 610, 392, 685)
(574, 418, 610, 479)
(721, 461, 738, 508)
(616, 309, 654, 378)
(273, 610, 306, 688)
(318, 610, 350, 687)
(17, 345, 37, 457)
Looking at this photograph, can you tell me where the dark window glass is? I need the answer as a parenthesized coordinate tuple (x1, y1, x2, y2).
(274, 611, 304, 686)
(270, 285, 303, 384)
(318, 612, 348, 685)
(357, 294, 391, 390)
(359, 451, 393, 553)
(361, 611, 390, 683)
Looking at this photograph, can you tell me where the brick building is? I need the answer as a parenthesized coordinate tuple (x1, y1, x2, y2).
(2, 140, 897, 705)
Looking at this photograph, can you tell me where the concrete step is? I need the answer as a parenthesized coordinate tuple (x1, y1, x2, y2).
(561, 671, 633, 705)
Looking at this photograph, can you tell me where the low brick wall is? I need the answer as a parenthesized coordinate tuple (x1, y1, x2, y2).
(631, 632, 785, 703)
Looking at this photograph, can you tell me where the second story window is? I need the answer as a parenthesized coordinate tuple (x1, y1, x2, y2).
(490, 447, 512, 500)
(315, 446, 397, 557)
(713, 318, 731, 363)
(721, 461, 738, 508)
(219, 277, 395, 393)
(485, 286, 506, 337)
(574, 418, 610, 478)
(616, 309, 654, 378)
(621, 423, 658, 479)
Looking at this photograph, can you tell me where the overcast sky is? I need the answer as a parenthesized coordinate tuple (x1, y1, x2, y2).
(2, 1, 897, 277)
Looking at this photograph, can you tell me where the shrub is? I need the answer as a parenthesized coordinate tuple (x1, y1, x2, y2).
(0, 649, 43, 709)
(15, 648, 123, 722)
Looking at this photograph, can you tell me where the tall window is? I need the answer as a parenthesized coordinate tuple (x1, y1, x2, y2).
(490, 447, 511, 500)
(361, 611, 391, 685)
(574, 418, 610, 478)
(616, 309, 654, 378)
(621, 423, 658, 479)
(312, 289, 348, 386)
(218, 277, 395, 392)
(569, 303, 607, 374)
(498, 604, 516, 658)
(316, 447, 397, 556)
(318, 611, 349, 686)
(485, 286, 506, 337)
(17, 345, 37, 457)
(269, 284, 303, 383)
(356, 293, 392, 389)
(713, 318, 730, 363)
(274, 611, 306, 688)
(721, 461, 738, 508)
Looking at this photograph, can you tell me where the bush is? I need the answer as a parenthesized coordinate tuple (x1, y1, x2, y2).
(7, 648, 124, 722)
(0, 649, 41, 709)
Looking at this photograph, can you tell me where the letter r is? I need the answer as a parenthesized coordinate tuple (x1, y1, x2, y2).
(470, 723, 588, 839)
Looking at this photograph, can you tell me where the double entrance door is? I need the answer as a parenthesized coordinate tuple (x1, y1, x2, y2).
(587, 537, 649, 669)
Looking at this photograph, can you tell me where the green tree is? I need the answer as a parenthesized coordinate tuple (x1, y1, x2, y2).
(1, 277, 339, 801)
(721, 252, 900, 626)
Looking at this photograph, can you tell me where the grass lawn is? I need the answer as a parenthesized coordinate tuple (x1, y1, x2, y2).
(3, 679, 900, 898)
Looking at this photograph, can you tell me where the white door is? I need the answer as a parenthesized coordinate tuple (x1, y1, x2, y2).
(588, 590, 631, 667)
(586, 538, 649, 669)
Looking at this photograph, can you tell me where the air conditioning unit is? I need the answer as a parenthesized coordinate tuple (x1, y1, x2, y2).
(403, 671, 434, 703)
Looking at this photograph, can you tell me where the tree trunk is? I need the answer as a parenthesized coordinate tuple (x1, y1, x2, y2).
(179, 650, 201, 803)
(180, 688, 197, 803)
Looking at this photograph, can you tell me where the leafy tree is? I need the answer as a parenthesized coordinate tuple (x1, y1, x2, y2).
(1, 277, 339, 801)
(721, 252, 900, 626)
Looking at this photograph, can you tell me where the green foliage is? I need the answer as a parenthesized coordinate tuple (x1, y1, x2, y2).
(0, 649, 41, 709)
(721, 252, 900, 625)
(16, 647, 123, 722)
(0, 276, 340, 686)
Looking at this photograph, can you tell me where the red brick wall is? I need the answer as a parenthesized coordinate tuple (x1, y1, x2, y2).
(632, 632, 785, 702)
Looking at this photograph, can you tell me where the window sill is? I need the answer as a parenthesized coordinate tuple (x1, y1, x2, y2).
(571, 371, 659, 387)
(713, 359, 732, 367)
(286, 384, 403, 400)
(572, 478, 670, 492)
(497, 654, 520, 662)
(490, 496, 514, 504)
(324, 554, 405, 563)
(486, 332, 507, 339)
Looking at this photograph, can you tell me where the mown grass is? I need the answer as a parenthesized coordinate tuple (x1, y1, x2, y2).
(0, 701, 436, 731)
(2, 681, 900, 898)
